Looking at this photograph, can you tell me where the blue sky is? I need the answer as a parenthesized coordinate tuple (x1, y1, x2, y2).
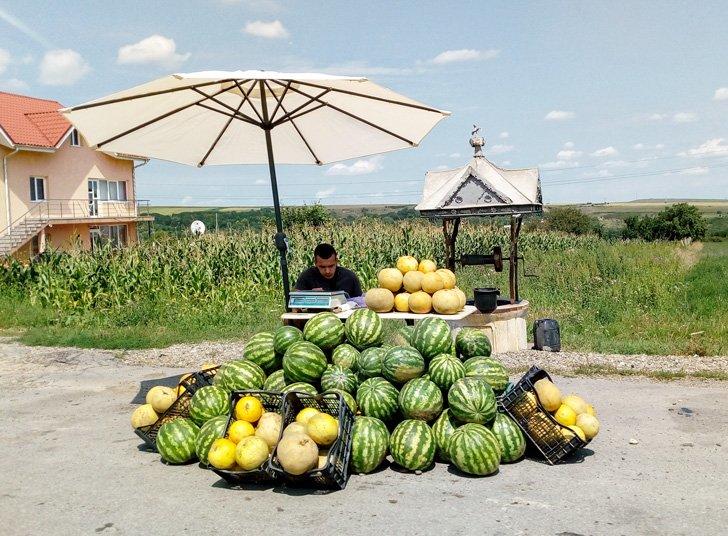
(1, 1, 727, 206)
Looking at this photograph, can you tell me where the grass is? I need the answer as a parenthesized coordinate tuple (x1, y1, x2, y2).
(569, 364, 728, 382)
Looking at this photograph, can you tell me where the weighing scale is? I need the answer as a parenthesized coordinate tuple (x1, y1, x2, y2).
(288, 291, 349, 311)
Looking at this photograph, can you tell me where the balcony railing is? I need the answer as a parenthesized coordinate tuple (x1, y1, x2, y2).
(30, 199, 151, 220)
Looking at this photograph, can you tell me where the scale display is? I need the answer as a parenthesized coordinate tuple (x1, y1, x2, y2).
(288, 291, 348, 310)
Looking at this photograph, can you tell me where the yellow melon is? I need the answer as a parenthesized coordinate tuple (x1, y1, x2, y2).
(283, 422, 308, 436)
(394, 292, 411, 312)
(396, 256, 419, 275)
(453, 287, 467, 309)
(276, 433, 319, 475)
(586, 404, 597, 417)
(402, 270, 424, 293)
(554, 404, 577, 427)
(364, 288, 395, 312)
(227, 420, 255, 444)
(432, 289, 461, 314)
(295, 407, 320, 424)
(378, 268, 404, 292)
(235, 436, 270, 470)
(208, 438, 237, 470)
(436, 268, 457, 289)
(421, 272, 444, 294)
(408, 291, 433, 314)
(146, 386, 176, 414)
(418, 259, 437, 273)
(255, 412, 282, 449)
(306, 413, 339, 447)
(131, 404, 158, 429)
(562, 394, 589, 416)
(533, 378, 562, 412)
(235, 395, 264, 423)
(575, 414, 600, 439)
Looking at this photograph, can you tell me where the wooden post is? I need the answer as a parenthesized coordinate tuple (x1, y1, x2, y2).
(509, 215, 523, 303)
(442, 217, 461, 271)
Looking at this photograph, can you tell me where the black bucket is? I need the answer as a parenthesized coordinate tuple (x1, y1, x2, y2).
(473, 287, 500, 313)
(533, 318, 561, 351)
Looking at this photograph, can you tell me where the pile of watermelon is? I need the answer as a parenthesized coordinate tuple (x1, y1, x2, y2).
(143, 309, 529, 478)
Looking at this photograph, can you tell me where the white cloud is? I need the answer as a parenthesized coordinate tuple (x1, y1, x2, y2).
(632, 143, 644, 150)
(655, 143, 665, 150)
(315, 187, 335, 198)
(449, 152, 461, 158)
(557, 149, 582, 161)
(499, 131, 509, 139)
(0, 7, 54, 48)
(673, 112, 697, 123)
(649, 113, 666, 121)
(243, 20, 289, 39)
(489, 144, 513, 155)
(591, 146, 618, 158)
(325, 155, 383, 176)
(39, 49, 90, 85)
(544, 110, 575, 121)
(713, 87, 728, 101)
(254, 179, 267, 185)
(431, 49, 499, 64)
(0, 49, 10, 74)
(679, 166, 709, 175)
(583, 169, 613, 178)
(563, 141, 575, 149)
(117, 35, 191, 68)
(541, 160, 580, 170)
(0, 78, 28, 91)
(686, 138, 728, 157)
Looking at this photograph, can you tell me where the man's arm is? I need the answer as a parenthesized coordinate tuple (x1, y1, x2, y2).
(351, 271, 363, 298)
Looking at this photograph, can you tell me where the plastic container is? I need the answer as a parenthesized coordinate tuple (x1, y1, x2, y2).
(473, 287, 500, 313)
(533, 319, 561, 352)
(269, 391, 355, 489)
(134, 392, 193, 451)
(497, 366, 588, 464)
(211, 390, 285, 486)
(179, 365, 220, 396)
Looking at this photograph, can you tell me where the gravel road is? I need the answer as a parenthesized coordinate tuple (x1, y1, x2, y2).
(1, 338, 727, 535)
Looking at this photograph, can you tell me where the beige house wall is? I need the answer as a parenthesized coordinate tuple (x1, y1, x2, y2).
(13, 221, 139, 258)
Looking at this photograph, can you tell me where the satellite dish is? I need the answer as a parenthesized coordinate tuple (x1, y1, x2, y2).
(190, 220, 206, 236)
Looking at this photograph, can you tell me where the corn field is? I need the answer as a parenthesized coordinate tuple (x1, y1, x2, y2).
(0, 220, 601, 311)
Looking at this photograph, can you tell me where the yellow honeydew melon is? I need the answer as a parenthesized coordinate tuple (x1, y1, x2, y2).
(365, 288, 395, 312)
(255, 412, 282, 448)
(295, 407, 321, 424)
(228, 420, 255, 444)
(533, 378, 562, 412)
(562, 394, 589, 416)
(554, 404, 577, 427)
(235, 436, 270, 470)
(394, 292, 411, 312)
(432, 289, 461, 314)
(283, 422, 308, 436)
(306, 413, 339, 447)
(421, 272, 444, 294)
(208, 438, 238, 470)
(396, 256, 419, 275)
(318, 449, 330, 469)
(568, 425, 586, 441)
(575, 414, 600, 439)
(408, 291, 432, 314)
(418, 259, 437, 273)
(586, 404, 597, 417)
(402, 270, 424, 293)
(378, 268, 404, 292)
(146, 386, 177, 414)
(453, 287, 467, 309)
(277, 433, 319, 475)
(436, 268, 457, 289)
(131, 403, 159, 429)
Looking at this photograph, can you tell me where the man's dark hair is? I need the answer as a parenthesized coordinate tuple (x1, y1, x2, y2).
(314, 243, 337, 260)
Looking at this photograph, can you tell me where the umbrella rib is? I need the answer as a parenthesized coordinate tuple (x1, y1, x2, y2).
(268, 80, 291, 123)
(280, 79, 447, 115)
(264, 80, 321, 165)
(233, 79, 265, 124)
(191, 84, 261, 126)
(196, 87, 250, 167)
(269, 85, 331, 128)
(274, 103, 327, 125)
(280, 83, 416, 146)
(95, 84, 234, 148)
(194, 102, 260, 126)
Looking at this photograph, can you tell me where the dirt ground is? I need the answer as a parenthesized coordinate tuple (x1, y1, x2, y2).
(1, 340, 727, 536)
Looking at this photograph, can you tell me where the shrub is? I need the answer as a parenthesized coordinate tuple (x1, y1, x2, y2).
(623, 203, 706, 241)
(544, 207, 603, 236)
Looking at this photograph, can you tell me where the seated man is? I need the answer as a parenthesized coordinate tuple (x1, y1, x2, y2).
(295, 243, 363, 298)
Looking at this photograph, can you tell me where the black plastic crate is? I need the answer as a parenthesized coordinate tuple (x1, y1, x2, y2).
(211, 390, 284, 486)
(497, 365, 589, 465)
(178, 366, 220, 396)
(268, 391, 355, 490)
(134, 392, 192, 451)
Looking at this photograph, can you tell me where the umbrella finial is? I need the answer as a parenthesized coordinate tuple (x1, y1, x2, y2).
(470, 124, 485, 157)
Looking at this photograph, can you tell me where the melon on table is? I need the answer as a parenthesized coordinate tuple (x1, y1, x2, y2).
(365, 288, 395, 313)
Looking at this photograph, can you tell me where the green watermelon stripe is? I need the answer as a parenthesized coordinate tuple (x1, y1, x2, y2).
(350, 416, 389, 474)
(448, 423, 500, 475)
(399, 377, 443, 422)
(345, 309, 383, 350)
(356, 377, 399, 421)
(282, 341, 327, 383)
(390, 420, 435, 471)
(448, 377, 496, 425)
(432, 409, 459, 462)
(157, 418, 199, 464)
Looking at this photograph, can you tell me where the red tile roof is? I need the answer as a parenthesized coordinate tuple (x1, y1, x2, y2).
(0, 91, 72, 149)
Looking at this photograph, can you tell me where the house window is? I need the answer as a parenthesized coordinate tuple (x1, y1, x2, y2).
(94, 179, 128, 202)
(70, 129, 81, 147)
(90, 224, 128, 250)
(29, 176, 46, 201)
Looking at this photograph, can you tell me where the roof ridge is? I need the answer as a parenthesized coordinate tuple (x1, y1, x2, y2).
(0, 90, 64, 106)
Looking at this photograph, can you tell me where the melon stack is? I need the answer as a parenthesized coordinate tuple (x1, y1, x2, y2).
(365, 256, 466, 315)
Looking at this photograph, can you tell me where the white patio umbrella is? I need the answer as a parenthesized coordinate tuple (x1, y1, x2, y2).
(61, 70, 450, 307)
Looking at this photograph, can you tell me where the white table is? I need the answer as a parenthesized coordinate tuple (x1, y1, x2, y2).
(281, 305, 478, 326)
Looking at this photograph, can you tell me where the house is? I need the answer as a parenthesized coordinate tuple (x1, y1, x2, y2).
(0, 91, 153, 259)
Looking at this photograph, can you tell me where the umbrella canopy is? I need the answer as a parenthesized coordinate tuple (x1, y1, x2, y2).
(61, 70, 450, 307)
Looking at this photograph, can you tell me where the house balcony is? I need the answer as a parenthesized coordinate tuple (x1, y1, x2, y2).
(22, 198, 154, 226)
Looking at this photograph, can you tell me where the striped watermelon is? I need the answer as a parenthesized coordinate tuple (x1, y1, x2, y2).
(320, 365, 359, 394)
(350, 416, 389, 474)
(448, 423, 501, 476)
(244, 332, 279, 372)
(262, 369, 286, 391)
(398, 377, 443, 422)
(189, 385, 230, 425)
(447, 377, 497, 425)
(389, 325, 413, 346)
(331, 343, 360, 370)
(304, 312, 345, 350)
(282, 341, 327, 383)
(273, 325, 304, 355)
(455, 328, 492, 359)
(344, 308, 383, 350)
(282, 382, 318, 395)
(411, 317, 452, 361)
(463, 356, 509, 392)
(194, 415, 228, 465)
(491, 413, 526, 463)
(382, 346, 425, 383)
(156, 417, 200, 464)
(428, 354, 466, 392)
(356, 377, 399, 422)
(323, 389, 358, 414)
(389, 419, 435, 471)
(217, 359, 266, 392)
(432, 409, 459, 462)
(356, 346, 386, 379)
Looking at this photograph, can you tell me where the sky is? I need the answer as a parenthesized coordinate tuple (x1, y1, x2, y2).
(1, 0, 727, 207)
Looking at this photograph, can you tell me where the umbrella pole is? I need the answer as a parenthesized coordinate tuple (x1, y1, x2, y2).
(260, 83, 291, 311)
